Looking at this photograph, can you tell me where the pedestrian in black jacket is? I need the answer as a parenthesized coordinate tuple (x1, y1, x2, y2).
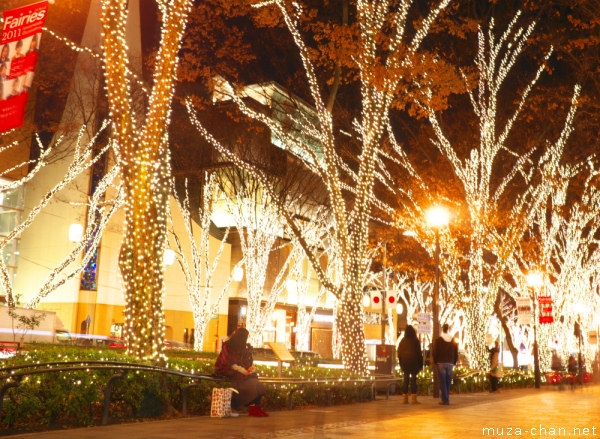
(397, 325, 423, 404)
(432, 323, 458, 405)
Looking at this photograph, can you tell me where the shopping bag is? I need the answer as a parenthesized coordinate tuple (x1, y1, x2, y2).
(210, 387, 239, 418)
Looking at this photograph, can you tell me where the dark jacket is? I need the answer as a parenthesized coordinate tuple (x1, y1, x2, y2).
(397, 330, 423, 374)
(433, 333, 458, 365)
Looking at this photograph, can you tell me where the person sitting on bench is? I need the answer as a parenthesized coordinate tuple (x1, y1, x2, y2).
(215, 327, 268, 417)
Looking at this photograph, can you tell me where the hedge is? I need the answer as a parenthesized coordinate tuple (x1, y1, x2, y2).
(0, 345, 536, 435)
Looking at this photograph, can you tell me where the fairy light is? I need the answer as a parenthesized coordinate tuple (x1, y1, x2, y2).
(0, 125, 112, 308)
(99, 0, 193, 360)
(420, 13, 581, 369)
(169, 174, 242, 351)
(187, 0, 449, 374)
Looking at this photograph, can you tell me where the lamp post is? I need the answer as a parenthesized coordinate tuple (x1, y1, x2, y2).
(574, 303, 585, 384)
(526, 271, 543, 389)
(382, 242, 387, 344)
(426, 206, 449, 398)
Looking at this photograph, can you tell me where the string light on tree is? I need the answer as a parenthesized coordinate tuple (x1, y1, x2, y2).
(188, 0, 450, 374)
(99, 0, 193, 360)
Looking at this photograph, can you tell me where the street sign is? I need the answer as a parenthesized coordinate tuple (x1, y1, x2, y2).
(418, 323, 432, 335)
(417, 313, 431, 323)
(516, 297, 532, 325)
(417, 312, 432, 335)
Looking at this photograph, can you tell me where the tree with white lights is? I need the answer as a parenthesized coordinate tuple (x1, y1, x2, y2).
(220, 168, 301, 347)
(169, 173, 243, 351)
(99, 0, 193, 359)
(511, 163, 600, 367)
(0, 126, 119, 310)
(188, 0, 451, 373)
(419, 13, 580, 368)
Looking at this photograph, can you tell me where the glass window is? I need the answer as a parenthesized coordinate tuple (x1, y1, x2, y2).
(0, 184, 24, 298)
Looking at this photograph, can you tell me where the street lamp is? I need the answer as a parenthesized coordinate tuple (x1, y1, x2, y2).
(426, 205, 449, 398)
(574, 302, 585, 384)
(526, 271, 543, 389)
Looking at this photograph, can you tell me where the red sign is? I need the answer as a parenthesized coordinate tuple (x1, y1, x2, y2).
(0, 1, 48, 132)
(538, 296, 554, 324)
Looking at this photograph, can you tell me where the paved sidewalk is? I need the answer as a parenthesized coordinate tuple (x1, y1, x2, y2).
(8, 385, 600, 438)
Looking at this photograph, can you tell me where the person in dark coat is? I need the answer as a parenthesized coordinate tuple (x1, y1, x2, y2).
(432, 323, 458, 405)
(397, 325, 423, 404)
(215, 327, 267, 416)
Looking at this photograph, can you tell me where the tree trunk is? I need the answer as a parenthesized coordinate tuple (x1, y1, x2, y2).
(337, 281, 368, 374)
(494, 290, 519, 368)
(119, 159, 170, 360)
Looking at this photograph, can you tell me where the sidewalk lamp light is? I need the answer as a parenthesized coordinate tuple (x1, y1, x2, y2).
(526, 270, 543, 389)
(426, 205, 449, 398)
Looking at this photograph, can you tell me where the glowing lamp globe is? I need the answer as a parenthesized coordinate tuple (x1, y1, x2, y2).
(232, 265, 244, 282)
(396, 303, 403, 314)
(526, 271, 543, 289)
(68, 223, 84, 243)
(362, 296, 370, 307)
(163, 249, 176, 266)
(426, 206, 449, 228)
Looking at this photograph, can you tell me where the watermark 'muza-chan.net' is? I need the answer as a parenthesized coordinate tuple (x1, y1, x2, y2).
(483, 425, 598, 436)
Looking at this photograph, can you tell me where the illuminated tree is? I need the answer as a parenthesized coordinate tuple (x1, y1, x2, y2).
(188, 0, 451, 373)
(0, 126, 116, 309)
(511, 164, 600, 367)
(416, 13, 579, 368)
(288, 216, 331, 351)
(221, 169, 302, 347)
(169, 173, 243, 351)
(99, 0, 193, 359)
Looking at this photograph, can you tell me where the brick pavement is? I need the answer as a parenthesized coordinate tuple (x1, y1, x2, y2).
(7, 385, 600, 438)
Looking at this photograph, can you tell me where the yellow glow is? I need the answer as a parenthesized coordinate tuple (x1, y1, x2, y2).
(526, 271, 544, 289)
(426, 206, 449, 228)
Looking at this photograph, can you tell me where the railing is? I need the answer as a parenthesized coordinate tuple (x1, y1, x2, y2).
(0, 361, 223, 425)
(0, 361, 402, 425)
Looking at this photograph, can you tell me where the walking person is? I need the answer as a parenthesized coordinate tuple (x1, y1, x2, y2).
(433, 323, 458, 405)
(397, 325, 423, 404)
(488, 340, 501, 393)
(215, 327, 268, 416)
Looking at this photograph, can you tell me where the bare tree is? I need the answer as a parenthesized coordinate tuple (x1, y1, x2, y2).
(188, 0, 450, 372)
(170, 173, 243, 351)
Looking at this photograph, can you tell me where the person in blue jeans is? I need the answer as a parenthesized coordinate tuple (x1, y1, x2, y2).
(432, 323, 458, 405)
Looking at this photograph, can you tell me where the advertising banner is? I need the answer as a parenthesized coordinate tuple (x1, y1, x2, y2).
(0, 1, 48, 132)
(538, 296, 554, 324)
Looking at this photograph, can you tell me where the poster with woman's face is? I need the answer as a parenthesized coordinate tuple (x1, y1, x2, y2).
(0, 1, 48, 132)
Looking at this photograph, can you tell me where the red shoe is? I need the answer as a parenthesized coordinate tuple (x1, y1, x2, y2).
(248, 405, 260, 417)
(255, 404, 269, 417)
